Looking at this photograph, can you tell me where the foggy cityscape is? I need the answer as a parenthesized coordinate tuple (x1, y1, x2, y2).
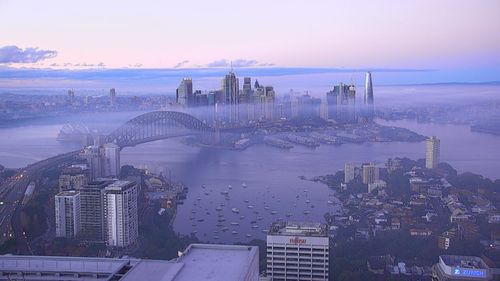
(0, 1, 500, 281)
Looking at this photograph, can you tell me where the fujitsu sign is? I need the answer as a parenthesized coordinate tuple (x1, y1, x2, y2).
(289, 237, 306, 244)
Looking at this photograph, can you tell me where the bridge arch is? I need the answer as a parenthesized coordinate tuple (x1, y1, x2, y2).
(106, 111, 212, 148)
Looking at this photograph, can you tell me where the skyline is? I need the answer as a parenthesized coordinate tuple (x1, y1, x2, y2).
(1, 0, 499, 74)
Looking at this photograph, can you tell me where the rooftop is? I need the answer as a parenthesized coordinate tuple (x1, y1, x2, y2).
(56, 190, 80, 197)
(105, 180, 136, 191)
(440, 255, 489, 269)
(268, 221, 328, 237)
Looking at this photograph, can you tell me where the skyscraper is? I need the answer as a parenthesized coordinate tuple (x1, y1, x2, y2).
(221, 71, 239, 122)
(81, 145, 103, 181)
(426, 136, 441, 169)
(109, 88, 116, 106)
(327, 83, 356, 123)
(67, 90, 75, 105)
(266, 221, 329, 281)
(176, 78, 193, 106)
(363, 72, 374, 121)
(55, 190, 81, 238)
(104, 180, 138, 248)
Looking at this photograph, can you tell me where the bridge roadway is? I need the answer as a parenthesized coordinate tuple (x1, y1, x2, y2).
(0, 150, 80, 254)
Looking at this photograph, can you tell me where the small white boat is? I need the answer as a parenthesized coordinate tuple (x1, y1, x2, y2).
(271, 210, 277, 215)
(252, 225, 259, 229)
(230, 222, 239, 226)
(327, 200, 334, 204)
(232, 208, 240, 213)
(214, 236, 219, 239)
(247, 205, 254, 209)
(232, 231, 238, 235)
(306, 200, 310, 204)
(303, 210, 310, 215)
(246, 234, 252, 238)
(242, 183, 247, 188)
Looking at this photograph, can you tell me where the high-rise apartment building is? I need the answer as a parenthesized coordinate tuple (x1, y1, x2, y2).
(55, 190, 81, 238)
(344, 163, 355, 183)
(67, 90, 75, 105)
(102, 143, 120, 177)
(176, 78, 193, 106)
(104, 180, 138, 248)
(266, 221, 329, 281)
(362, 163, 379, 185)
(81, 145, 102, 180)
(426, 136, 441, 169)
(79, 180, 110, 242)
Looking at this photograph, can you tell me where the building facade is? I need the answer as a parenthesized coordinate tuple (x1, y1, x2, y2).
(104, 180, 139, 248)
(432, 255, 492, 281)
(266, 221, 329, 281)
(55, 190, 81, 238)
(426, 136, 441, 169)
(362, 163, 380, 185)
(79, 180, 110, 242)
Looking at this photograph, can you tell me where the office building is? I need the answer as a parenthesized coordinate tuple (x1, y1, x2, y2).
(426, 136, 441, 169)
(267, 221, 329, 281)
(176, 78, 193, 106)
(79, 180, 110, 242)
(362, 163, 379, 185)
(362, 72, 374, 121)
(55, 190, 81, 238)
(102, 143, 121, 177)
(0, 244, 259, 281)
(326, 83, 356, 123)
(109, 88, 116, 106)
(67, 89, 75, 105)
(104, 180, 138, 248)
(241, 77, 253, 103)
(432, 255, 492, 281)
(221, 71, 239, 122)
(344, 163, 355, 183)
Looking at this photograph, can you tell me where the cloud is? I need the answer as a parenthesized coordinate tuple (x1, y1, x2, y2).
(173, 60, 189, 68)
(205, 58, 272, 68)
(0, 45, 57, 64)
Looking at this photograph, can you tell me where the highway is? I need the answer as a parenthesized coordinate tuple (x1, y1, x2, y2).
(0, 150, 80, 254)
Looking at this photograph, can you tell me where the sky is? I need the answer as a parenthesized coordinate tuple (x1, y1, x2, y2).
(0, 0, 499, 89)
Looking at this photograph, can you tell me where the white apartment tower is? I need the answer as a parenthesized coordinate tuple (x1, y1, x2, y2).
(267, 221, 329, 281)
(426, 136, 441, 169)
(104, 180, 138, 248)
(102, 143, 121, 177)
(55, 191, 81, 238)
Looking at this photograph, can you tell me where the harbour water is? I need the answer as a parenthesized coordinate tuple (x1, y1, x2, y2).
(0, 114, 499, 243)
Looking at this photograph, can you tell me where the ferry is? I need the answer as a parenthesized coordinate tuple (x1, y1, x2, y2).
(232, 231, 238, 235)
(247, 205, 254, 209)
(231, 208, 240, 213)
(230, 222, 239, 226)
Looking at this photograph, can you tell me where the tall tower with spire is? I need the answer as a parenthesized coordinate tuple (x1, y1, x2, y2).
(363, 72, 374, 121)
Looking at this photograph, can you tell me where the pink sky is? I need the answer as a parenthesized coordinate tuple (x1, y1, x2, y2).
(0, 0, 499, 70)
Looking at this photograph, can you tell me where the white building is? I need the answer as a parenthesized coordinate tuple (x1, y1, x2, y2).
(362, 163, 379, 185)
(368, 179, 387, 193)
(55, 190, 81, 238)
(432, 255, 492, 281)
(0, 244, 259, 281)
(344, 163, 355, 183)
(104, 180, 138, 248)
(102, 143, 121, 177)
(426, 136, 440, 169)
(266, 221, 329, 281)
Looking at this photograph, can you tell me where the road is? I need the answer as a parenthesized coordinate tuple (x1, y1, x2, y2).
(0, 150, 80, 254)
